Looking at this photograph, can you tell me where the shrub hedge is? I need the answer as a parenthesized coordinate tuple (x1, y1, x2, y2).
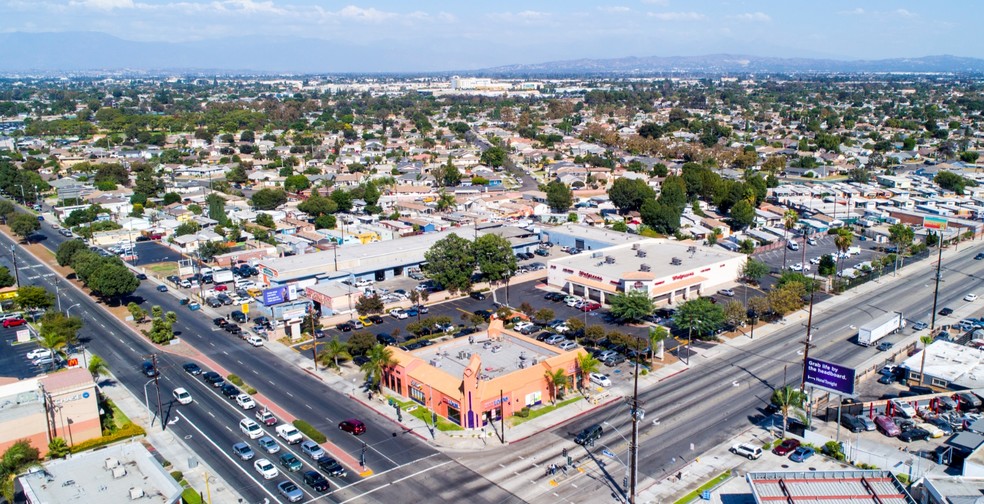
(70, 422, 146, 454)
(292, 419, 327, 443)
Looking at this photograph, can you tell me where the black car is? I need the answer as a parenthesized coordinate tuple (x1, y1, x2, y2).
(225, 325, 242, 336)
(469, 291, 487, 301)
(213, 317, 227, 327)
(975, 253, 984, 260)
(939, 307, 954, 316)
(220, 384, 240, 398)
(876, 341, 894, 351)
(928, 417, 955, 435)
(183, 362, 202, 375)
(337, 322, 353, 332)
(141, 361, 158, 377)
(353, 355, 370, 366)
(317, 457, 347, 478)
(899, 427, 931, 442)
(205, 297, 222, 308)
(368, 315, 384, 325)
(376, 333, 397, 346)
(135, 273, 148, 280)
(878, 374, 895, 385)
(202, 371, 222, 385)
(303, 470, 330, 492)
(535, 332, 554, 342)
(314, 329, 326, 339)
(231, 310, 248, 323)
(840, 414, 866, 433)
(473, 309, 494, 321)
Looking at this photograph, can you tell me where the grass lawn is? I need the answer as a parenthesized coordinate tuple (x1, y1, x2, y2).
(674, 471, 731, 504)
(510, 396, 583, 426)
(181, 487, 202, 504)
(106, 398, 132, 430)
(146, 262, 178, 278)
(387, 397, 463, 431)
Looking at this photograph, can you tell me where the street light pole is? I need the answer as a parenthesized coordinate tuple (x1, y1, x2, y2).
(930, 236, 944, 333)
(9, 245, 19, 286)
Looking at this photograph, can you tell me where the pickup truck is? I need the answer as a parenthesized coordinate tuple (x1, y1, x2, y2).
(276, 423, 303, 444)
(255, 408, 277, 426)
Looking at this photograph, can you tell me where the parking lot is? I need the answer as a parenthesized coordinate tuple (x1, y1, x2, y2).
(753, 233, 887, 277)
(0, 324, 53, 379)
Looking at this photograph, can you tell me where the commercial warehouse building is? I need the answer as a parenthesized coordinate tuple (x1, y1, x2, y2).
(381, 320, 585, 429)
(546, 239, 746, 305)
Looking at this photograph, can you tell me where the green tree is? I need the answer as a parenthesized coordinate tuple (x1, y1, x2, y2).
(423, 233, 475, 295)
(148, 306, 177, 344)
(608, 289, 654, 323)
(917, 335, 935, 386)
(255, 213, 275, 228)
(818, 254, 837, 276)
(576, 353, 601, 389)
(17, 286, 54, 311)
(771, 386, 806, 438)
(544, 368, 567, 404)
(56, 239, 88, 267)
(330, 189, 353, 213)
(346, 331, 377, 357)
(672, 298, 725, 340)
(888, 222, 915, 275)
(319, 337, 351, 370)
(89, 262, 139, 303)
(226, 164, 248, 184)
(740, 259, 769, 285)
(768, 281, 806, 316)
(162, 192, 181, 205)
(545, 181, 573, 213)
(87, 354, 110, 379)
(251, 188, 288, 210)
(729, 199, 755, 230)
(608, 178, 656, 214)
(9, 213, 39, 240)
(834, 228, 854, 275)
(355, 293, 384, 316)
(533, 308, 555, 325)
(39, 312, 82, 347)
(0, 440, 40, 501)
(297, 193, 337, 216)
(47, 437, 70, 459)
(284, 174, 311, 193)
(361, 343, 396, 391)
(127, 302, 147, 323)
(472, 234, 516, 304)
(781, 209, 799, 270)
(0, 266, 12, 288)
(480, 146, 507, 168)
(0, 200, 15, 221)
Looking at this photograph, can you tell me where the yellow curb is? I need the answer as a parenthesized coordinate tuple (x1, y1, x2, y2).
(359, 469, 373, 477)
(549, 480, 558, 487)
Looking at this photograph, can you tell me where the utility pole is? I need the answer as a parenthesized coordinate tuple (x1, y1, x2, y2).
(9, 245, 19, 286)
(309, 304, 318, 372)
(799, 272, 819, 393)
(930, 235, 944, 333)
(152, 354, 164, 431)
(627, 356, 641, 504)
(500, 389, 505, 445)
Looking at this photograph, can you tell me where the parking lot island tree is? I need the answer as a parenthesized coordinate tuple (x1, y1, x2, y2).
(672, 298, 725, 341)
(607, 289, 654, 323)
(423, 233, 475, 295)
(472, 234, 516, 305)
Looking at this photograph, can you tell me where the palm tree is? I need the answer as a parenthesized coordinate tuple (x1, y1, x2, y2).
(771, 386, 805, 438)
(918, 335, 935, 386)
(544, 368, 567, 404)
(319, 337, 351, 370)
(648, 326, 670, 366)
(47, 437, 70, 459)
(782, 209, 799, 270)
(38, 331, 67, 363)
(87, 354, 109, 379)
(576, 353, 600, 389)
(0, 440, 40, 501)
(435, 191, 456, 211)
(360, 343, 395, 392)
(834, 228, 854, 276)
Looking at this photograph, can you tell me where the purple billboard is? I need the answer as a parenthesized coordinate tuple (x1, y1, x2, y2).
(804, 357, 856, 396)
(262, 286, 288, 306)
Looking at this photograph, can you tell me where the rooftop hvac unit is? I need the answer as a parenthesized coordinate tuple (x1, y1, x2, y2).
(632, 243, 640, 250)
(112, 466, 127, 479)
(129, 487, 144, 500)
(640, 264, 651, 272)
(605, 256, 615, 264)
(591, 251, 603, 258)
(104, 458, 120, 470)
(636, 250, 647, 258)
(671, 257, 682, 265)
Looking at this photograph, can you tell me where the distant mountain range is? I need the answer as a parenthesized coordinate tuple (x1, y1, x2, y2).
(1, 31, 983, 75)
(480, 54, 984, 75)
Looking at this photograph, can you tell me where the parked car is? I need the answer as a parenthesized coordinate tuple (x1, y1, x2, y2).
(772, 439, 800, 456)
(717, 288, 735, 297)
(840, 414, 866, 433)
(604, 354, 626, 367)
(789, 446, 815, 462)
(899, 427, 931, 442)
(589, 373, 612, 387)
(729, 443, 763, 460)
(874, 415, 902, 436)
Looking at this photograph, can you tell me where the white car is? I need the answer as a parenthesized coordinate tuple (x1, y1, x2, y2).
(246, 335, 264, 347)
(589, 372, 612, 387)
(807, 238, 818, 246)
(172, 388, 192, 405)
(236, 393, 256, 410)
(809, 256, 822, 265)
(916, 422, 945, 438)
(25, 348, 52, 360)
(239, 418, 263, 439)
(790, 263, 803, 272)
(965, 293, 979, 302)
(564, 296, 581, 307)
(389, 308, 408, 319)
(717, 289, 735, 297)
(253, 458, 279, 480)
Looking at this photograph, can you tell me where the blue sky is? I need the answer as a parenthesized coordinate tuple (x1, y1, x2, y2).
(2, 1, 982, 70)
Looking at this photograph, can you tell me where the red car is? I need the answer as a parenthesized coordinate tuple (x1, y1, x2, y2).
(339, 419, 366, 435)
(771, 439, 800, 456)
(580, 302, 602, 312)
(215, 285, 228, 292)
(3, 318, 26, 328)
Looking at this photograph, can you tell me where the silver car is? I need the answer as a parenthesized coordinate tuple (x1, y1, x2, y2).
(257, 435, 280, 454)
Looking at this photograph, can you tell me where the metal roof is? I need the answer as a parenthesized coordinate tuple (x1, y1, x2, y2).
(746, 470, 915, 504)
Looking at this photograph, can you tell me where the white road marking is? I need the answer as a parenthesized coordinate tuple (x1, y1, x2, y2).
(305, 404, 312, 410)
(286, 391, 294, 398)
(208, 411, 215, 418)
(391, 460, 453, 484)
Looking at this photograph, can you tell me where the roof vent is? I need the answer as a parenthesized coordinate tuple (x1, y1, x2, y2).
(112, 466, 127, 479)
(636, 250, 647, 257)
(129, 487, 144, 500)
(591, 251, 603, 258)
(605, 256, 615, 264)
(632, 243, 640, 250)
(104, 458, 120, 470)
(671, 257, 682, 266)
(640, 264, 651, 272)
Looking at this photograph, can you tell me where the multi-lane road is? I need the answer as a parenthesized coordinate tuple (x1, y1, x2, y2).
(6, 213, 523, 504)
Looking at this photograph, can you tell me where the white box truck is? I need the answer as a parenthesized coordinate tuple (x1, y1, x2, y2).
(212, 268, 234, 284)
(858, 311, 905, 346)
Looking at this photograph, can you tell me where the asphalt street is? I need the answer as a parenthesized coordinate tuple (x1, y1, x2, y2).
(14, 211, 524, 504)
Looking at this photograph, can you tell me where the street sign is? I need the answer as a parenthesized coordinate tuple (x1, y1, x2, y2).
(602, 449, 616, 459)
(241, 304, 249, 314)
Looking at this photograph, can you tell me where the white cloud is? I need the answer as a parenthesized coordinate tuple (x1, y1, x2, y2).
(838, 8, 865, 15)
(599, 6, 630, 13)
(335, 5, 396, 22)
(70, 0, 134, 9)
(894, 8, 915, 17)
(641, 0, 669, 5)
(731, 12, 770, 22)
(647, 11, 705, 21)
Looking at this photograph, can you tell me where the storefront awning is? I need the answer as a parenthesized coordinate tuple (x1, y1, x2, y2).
(565, 275, 619, 294)
(650, 276, 707, 297)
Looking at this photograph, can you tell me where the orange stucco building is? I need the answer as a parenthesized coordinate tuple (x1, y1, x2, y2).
(382, 320, 587, 429)
(0, 368, 101, 455)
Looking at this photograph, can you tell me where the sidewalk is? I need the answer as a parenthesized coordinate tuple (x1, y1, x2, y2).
(98, 376, 245, 504)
